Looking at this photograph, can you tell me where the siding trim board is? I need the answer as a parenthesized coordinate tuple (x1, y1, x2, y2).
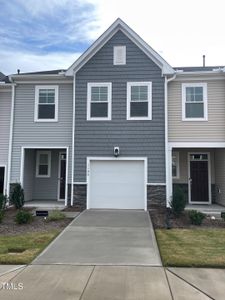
(19, 146, 69, 205)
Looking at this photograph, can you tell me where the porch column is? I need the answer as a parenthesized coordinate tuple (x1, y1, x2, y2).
(166, 148, 173, 207)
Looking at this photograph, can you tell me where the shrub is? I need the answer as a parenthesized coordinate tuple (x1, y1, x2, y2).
(0, 194, 7, 210)
(15, 210, 33, 224)
(188, 210, 205, 225)
(10, 183, 24, 209)
(46, 210, 65, 222)
(170, 187, 186, 217)
(0, 211, 4, 223)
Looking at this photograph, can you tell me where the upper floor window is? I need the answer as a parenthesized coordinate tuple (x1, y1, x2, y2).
(182, 83, 207, 121)
(172, 152, 179, 179)
(87, 82, 112, 120)
(35, 86, 58, 122)
(127, 82, 152, 120)
(36, 151, 51, 177)
(113, 46, 126, 65)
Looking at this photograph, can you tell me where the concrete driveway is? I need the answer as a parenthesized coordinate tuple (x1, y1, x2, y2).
(33, 209, 161, 266)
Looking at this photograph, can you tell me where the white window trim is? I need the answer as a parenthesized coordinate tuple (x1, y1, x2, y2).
(34, 85, 59, 122)
(172, 151, 180, 179)
(127, 82, 152, 120)
(87, 82, 112, 121)
(182, 83, 208, 121)
(113, 45, 126, 65)
(36, 150, 51, 178)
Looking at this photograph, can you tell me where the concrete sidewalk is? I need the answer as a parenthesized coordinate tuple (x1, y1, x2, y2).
(1, 265, 225, 299)
(32, 210, 161, 266)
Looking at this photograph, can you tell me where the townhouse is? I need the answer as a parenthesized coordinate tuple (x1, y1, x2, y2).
(0, 19, 225, 209)
(168, 67, 225, 206)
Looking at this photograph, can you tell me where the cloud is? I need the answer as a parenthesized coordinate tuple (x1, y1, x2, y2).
(0, 0, 99, 53)
(0, 50, 81, 75)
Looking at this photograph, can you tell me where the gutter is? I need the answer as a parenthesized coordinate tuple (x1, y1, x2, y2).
(71, 72, 76, 206)
(6, 84, 16, 200)
(165, 73, 176, 207)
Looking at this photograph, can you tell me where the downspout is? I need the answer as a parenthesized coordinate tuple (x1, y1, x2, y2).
(71, 72, 76, 206)
(165, 73, 176, 207)
(7, 83, 16, 202)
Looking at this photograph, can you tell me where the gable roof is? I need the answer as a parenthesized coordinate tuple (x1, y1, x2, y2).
(66, 18, 174, 76)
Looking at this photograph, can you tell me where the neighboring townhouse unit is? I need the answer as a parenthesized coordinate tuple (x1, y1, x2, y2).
(168, 67, 225, 206)
(0, 72, 13, 196)
(8, 19, 175, 210)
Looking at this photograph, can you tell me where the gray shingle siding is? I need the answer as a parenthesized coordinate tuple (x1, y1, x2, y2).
(74, 30, 165, 183)
(11, 83, 73, 183)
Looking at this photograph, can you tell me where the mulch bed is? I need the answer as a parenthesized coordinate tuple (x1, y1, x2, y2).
(150, 206, 225, 229)
(0, 207, 72, 236)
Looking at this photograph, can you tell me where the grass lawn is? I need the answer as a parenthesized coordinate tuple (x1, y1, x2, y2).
(156, 228, 225, 267)
(0, 230, 60, 264)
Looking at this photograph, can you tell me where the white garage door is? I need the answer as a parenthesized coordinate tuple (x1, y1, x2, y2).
(88, 160, 146, 209)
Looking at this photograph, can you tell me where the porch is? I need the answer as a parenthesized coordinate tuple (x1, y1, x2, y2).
(171, 147, 225, 207)
(185, 203, 225, 218)
(21, 148, 68, 205)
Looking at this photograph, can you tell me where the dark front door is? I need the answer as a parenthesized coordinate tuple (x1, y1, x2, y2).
(0, 167, 5, 194)
(59, 153, 66, 200)
(190, 160, 209, 203)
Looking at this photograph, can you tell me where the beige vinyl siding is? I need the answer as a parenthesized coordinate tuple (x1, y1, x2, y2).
(215, 149, 225, 205)
(173, 149, 215, 184)
(168, 80, 225, 142)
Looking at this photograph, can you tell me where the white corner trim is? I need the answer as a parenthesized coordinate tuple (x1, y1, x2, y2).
(87, 82, 112, 121)
(34, 85, 59, 122)
(165, 74, 176, 207)
(7, 85, 15, 196)
(126, 82, 152, 120)
(182, 82, 208, 121)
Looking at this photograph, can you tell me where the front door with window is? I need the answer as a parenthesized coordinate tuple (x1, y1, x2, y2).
(189, 153, 210, 203)
(58, 153, 66, 200)
(0, 167, 5, 194)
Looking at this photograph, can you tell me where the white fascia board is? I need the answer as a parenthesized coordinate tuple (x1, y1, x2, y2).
(9, 74, 69, 82)
(66, 18, 174, 76)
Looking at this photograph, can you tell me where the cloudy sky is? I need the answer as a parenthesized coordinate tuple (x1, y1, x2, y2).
(1, 0, 225, 74)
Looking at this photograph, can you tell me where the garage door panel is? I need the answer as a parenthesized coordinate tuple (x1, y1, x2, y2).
(88, 160, 145, 209)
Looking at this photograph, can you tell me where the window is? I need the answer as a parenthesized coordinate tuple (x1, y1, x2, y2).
(87, 83, 112, 120)
(36, 151, 51, 177)
(113, 46, 126, 65)
(172, 152, 179, 179)
(35, 86, 58, 122)
(127, 82, 152, 120)
(182, 83, 207, 121)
